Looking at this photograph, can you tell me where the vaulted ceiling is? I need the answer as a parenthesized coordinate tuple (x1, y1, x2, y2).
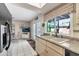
(5, 3, 62, 21)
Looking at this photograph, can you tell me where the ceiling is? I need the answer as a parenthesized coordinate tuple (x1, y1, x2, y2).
(5, 3, 38, 21)
(5, 3, 62, 21)
(27, 3, 46, 8)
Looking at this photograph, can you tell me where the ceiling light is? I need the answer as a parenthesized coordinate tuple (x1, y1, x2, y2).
(28, 3, 46, 8)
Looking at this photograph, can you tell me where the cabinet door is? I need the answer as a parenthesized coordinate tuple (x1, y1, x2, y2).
(47, 41, 65, 55)
(35, 37, 47, 56)
(38, 42, 47, 56)
(46, 47, 61, 56)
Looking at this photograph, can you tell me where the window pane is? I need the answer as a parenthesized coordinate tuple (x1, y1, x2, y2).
(47, 19, 55, 32)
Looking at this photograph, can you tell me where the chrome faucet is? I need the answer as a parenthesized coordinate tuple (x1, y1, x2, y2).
(55, 29, 58, 37)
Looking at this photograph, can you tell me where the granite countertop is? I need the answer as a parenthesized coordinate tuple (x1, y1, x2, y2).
(36, 35, 79, 54)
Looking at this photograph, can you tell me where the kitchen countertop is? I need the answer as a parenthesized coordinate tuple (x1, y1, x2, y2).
(36, 35, 79, 55)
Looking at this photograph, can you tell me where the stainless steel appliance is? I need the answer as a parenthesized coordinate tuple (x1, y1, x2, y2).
(0, 25, 6, 52)
(0, 22, 11, 53)
(0, 3, 12, 53)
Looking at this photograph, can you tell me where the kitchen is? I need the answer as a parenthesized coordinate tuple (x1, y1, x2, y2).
(0, 3, 79, 56)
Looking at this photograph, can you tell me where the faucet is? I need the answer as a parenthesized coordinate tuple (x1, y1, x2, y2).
(55, 29, 58, 37)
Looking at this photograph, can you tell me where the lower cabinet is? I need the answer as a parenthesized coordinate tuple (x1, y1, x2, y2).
(46, 47, 61, 56)
(47, 41, 65, 56)
(35, 36, 65, 56)
(38, 43, 47, 56)
(35, 37, 47, 56)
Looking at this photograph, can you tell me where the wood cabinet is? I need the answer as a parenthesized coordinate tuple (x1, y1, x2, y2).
(35, 36, 65, 56)
(38, 42, 47, 56)
(35, 37, 47, 56)
(46, 47, 61, 56)
(47, 41, 65, 55)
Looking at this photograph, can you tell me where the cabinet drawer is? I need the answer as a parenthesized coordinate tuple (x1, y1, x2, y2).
(46, 47, 61, 56)
(47, 41, 65, 55)
(39, 38, 46, 45)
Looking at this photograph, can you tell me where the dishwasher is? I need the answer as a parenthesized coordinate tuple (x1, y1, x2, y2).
(65, 49, 79, 56)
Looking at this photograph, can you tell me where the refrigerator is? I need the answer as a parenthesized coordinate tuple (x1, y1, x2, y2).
(0, 3, 12, 53)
